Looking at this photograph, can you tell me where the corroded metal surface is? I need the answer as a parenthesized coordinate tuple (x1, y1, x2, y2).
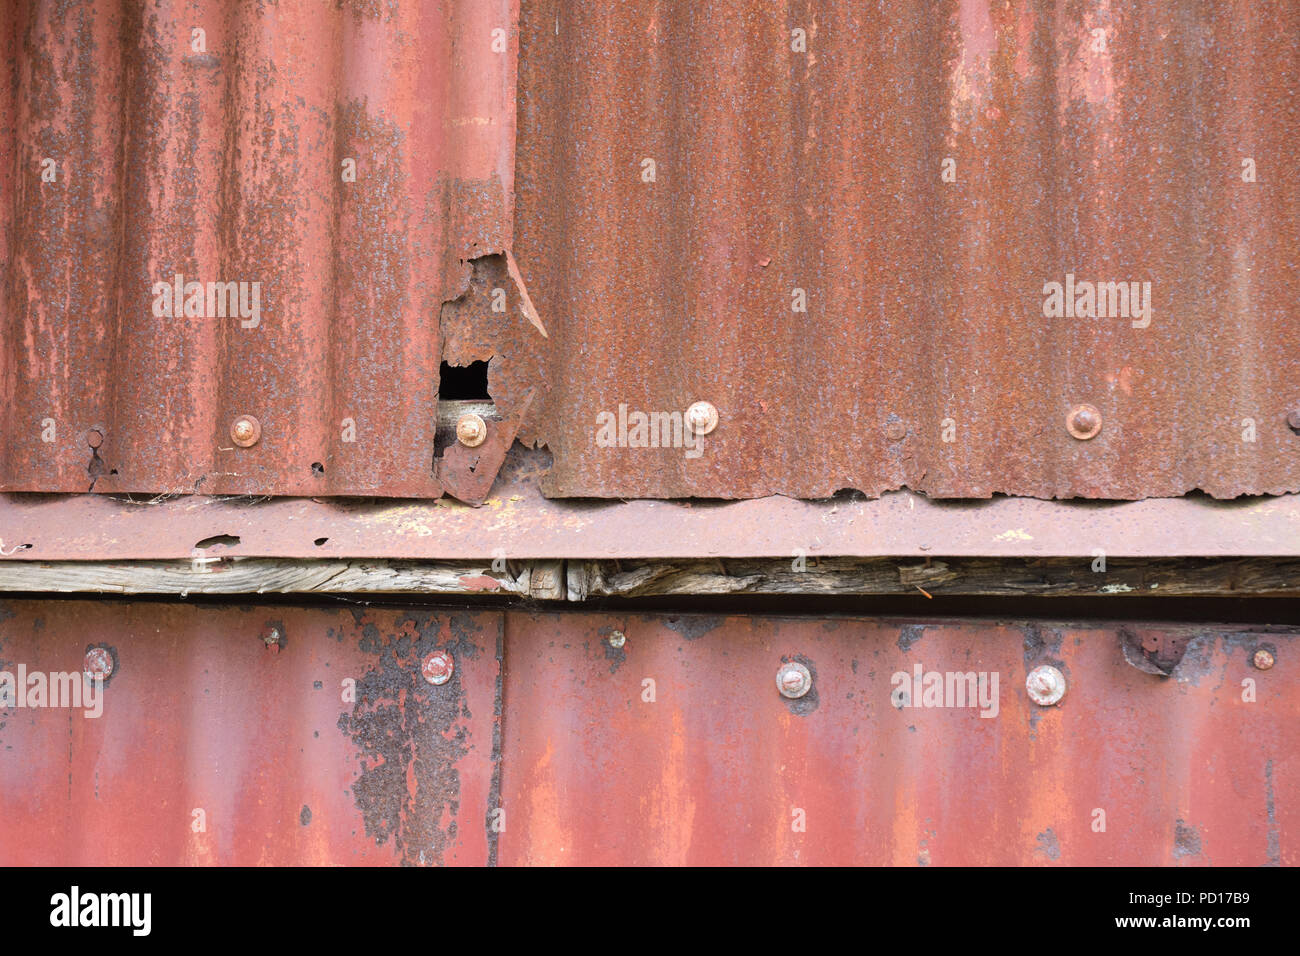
(0, 0, 518, 496)
(3, 448, 1300, 561)
(0, 600, 501, 865)
(516, 0, 1300, 499)
(500, 611, 1295, 865)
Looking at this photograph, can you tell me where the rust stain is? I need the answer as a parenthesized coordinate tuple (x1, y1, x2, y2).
(516, 0, 1300, 500)
(0, 0, 519, 496)
(0, 600, 501, 865)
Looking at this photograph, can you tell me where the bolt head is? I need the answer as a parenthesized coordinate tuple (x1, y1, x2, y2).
(84, 647, 114, 682)
(1066, 405, 1102, 440)
(885, 421, 907, 442)
(1026, 665, 1066, 706)
(231, 415, 261, 447)
(422, 650, 455, 685)
(1253, 648, 1275, 670)
(1288, 410, 1300, 432)
(608, 630, 626, 649)
(86, 428, 104, 449)
(776, 661, 812, 699)
(685, 401, 718, 436)
(456, 413, 487, 448)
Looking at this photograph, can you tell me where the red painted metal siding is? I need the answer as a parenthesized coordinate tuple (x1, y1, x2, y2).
(0, 600, 501, 865)
(517, 0, 1300, 499)
(501, 612, 1293, 865)
(0, 0, 517, 496)
(1, 600, 1291, 865)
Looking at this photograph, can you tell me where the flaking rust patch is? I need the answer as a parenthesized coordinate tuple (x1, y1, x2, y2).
(338, 611, 486, 866)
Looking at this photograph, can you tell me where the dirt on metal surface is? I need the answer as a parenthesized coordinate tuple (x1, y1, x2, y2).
(516, 0, 1300, 499)
(500, 610, 1295, 865)
(0, 600, 501, 865)
(0, 0, 518, 497)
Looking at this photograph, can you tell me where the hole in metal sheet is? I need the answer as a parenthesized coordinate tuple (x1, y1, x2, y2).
(313, 537, 329, 547)
(194, 534, 241, 549)
(311, 461, 325, 476)
(438, 359, 490, 400)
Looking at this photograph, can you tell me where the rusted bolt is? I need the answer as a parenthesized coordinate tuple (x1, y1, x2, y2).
(1253, 648, 1275, 670)
(230, 415, 261, 447)
(1287, 409, 1300, 433)
(885, 421, 907, 442)
(1026, 665, 1066, 705)
(84, 647, 113, 683)
(608, 630, 626, 649)
(85, 428, 104, 449)
(685, 401, 718, 436)
(1066, 405, 1102, 440)
(422, 650, 454, 685)
(456, 413, 487, 448)
(776, 661, 811, 699)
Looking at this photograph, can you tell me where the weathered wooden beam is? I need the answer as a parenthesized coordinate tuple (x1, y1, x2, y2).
(0, 555, 1298, 598)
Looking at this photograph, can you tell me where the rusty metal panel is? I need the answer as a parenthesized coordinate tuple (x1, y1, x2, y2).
(500, 611, 1294, 865)
(0, 0, 517, 496)
(0, 600, 501, 865)
(6, 447, 1300, 561)
(516, 0, 1300, 499)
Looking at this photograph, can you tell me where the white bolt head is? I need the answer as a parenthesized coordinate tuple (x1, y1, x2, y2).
(1026, 665, 1066, 706)
(685, 401, 718, 436)
(776, 662, 812, 699)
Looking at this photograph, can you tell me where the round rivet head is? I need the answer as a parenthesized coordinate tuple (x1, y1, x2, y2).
(231, 415, 261, 447)
(685, 401, 718, 436)
(84, 647, 114, 683)
(422, 650, 454, 685)
(1026, 665, 1066, 705)
(885, 421, 907, 442)
(1287, 409, 1300, 433)
(85, 428, 104, 449)
(1066, 405, 1102, 440)
(776, 661, 812, 699)
(1253, 648, 1275, 670)
(456, 413, 487, 448)
(608, 630, 626, 649)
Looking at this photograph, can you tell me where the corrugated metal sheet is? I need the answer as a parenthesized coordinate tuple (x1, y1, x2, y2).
(4, 0, 1298, 503)
(5, 600, 1287, 865)
(0, 600, 502, 865)
(517, 0, 1300, 499)
(502, 611, 1294, 865)
(6, 447, 1300, 560)
(0, 0, 517, 496)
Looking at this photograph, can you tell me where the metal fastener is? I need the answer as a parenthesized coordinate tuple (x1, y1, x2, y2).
(231, 415, 261, 447)
(885, 421, 907, 442)
(85, 428, 104, 449)
(1026, 665, 1066, 705)
(1066, 404, 1102, 440)
(1287, 409, 1300, 433)
(608, 630, 626, 648)
(685, 401, 718, 436)
(1254, 648, 1275, 670)
(84, 647, 114, 683)
(422, 650, 455, 685)
(456, 413, 487, 448)
(776, 661, 812, 699)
